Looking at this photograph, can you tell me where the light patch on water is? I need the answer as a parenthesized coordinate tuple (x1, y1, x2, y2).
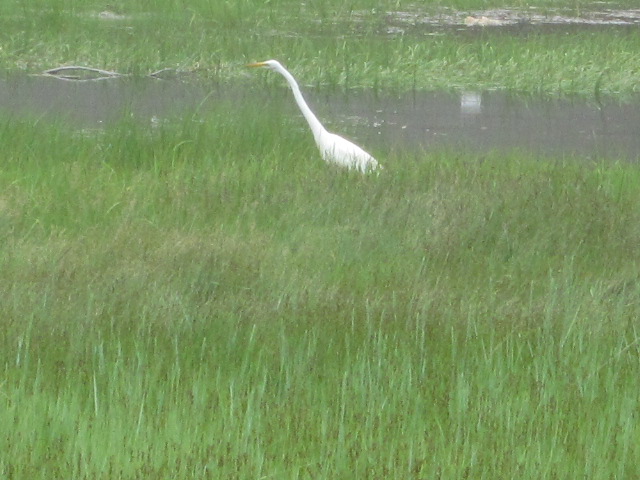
(460, 92, 483, 116)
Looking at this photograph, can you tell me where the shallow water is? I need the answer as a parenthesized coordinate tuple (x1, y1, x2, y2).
(357, 89, 640, 160)
(1, 74, 639, 160)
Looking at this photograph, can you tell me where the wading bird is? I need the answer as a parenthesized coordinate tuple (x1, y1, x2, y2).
(247, 60, 380, 173)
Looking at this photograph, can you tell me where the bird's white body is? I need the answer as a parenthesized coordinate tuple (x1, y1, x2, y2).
(317, 130, 377, 172)
(247, 59, 380, 173)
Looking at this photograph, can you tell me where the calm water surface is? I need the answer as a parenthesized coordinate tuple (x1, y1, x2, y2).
(1, 74, 639, 160)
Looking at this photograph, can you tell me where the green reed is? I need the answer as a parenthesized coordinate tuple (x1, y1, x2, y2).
(0, 0, 639, 95)
(1, 97, 639, 478)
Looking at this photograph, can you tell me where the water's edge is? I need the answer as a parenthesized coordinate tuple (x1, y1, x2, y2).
(1, 74, 638, 160)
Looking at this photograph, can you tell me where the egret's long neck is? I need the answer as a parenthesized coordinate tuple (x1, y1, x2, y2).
(276, 67, 326, 140)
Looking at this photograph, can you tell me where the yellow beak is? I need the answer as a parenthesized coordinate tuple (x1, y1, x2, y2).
(246, 62, 267, 68)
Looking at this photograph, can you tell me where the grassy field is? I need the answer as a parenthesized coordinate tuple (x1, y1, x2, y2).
(2, 102, 640, 478)
(0, 0, 639, 94)
(2, 1, 640, 479)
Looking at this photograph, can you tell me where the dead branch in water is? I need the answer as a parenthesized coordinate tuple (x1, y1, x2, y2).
(41, 66, 180, 81)
(42, 66, 126, 81)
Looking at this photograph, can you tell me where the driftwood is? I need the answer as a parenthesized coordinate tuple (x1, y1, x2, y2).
(41, 66, 180, 81)
(42, 66, 125, 81)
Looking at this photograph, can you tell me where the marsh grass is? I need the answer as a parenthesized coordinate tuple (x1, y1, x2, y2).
(1, 0, 639, 95)
(2, 98, 640, 478)
(2, 0, 640, 477)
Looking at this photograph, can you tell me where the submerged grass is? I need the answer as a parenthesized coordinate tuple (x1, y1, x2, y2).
(1, 99, 640, 478)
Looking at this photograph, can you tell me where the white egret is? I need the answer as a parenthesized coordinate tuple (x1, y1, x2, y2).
(247, 60, 380, 173)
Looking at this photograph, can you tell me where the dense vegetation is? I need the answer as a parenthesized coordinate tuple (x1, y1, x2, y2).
(1, 1, 639, 478)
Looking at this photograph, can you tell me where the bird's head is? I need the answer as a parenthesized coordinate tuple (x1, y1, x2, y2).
(246, 59, 283, 72)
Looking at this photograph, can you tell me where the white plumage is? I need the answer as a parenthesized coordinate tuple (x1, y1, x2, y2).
(247, 60, 380, 173)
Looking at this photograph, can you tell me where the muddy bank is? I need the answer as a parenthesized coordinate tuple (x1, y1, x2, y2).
(380, 5, 640, 35)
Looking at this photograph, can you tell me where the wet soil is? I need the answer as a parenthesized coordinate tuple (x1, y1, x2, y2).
(381, 5, 640, 36)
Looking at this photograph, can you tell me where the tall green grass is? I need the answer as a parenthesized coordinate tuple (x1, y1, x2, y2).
(1, 98, 640, 478)
(2, 1, 639, 478)
(0, 0, 639, 95)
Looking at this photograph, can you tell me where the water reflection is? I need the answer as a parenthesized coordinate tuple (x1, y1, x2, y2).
(0, 74, 207, 127)
(0, 74, 638, 160)
(330, 89, 640, 160)
(460, 92, 482, 116)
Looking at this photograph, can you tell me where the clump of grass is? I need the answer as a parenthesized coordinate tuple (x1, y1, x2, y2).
(1, 99, 640, 478)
